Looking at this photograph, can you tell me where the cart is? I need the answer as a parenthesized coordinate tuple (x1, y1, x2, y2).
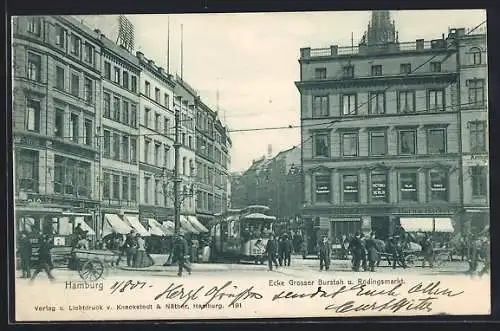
(72, 249, 121, 282)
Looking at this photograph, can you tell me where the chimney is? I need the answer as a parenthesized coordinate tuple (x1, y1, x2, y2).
(416, 39, 425, 50)
(136, 51, 145, 61)
(158, 67, 165, 75)
(148, 60, 155, 67)
(94, 29, 101, 34)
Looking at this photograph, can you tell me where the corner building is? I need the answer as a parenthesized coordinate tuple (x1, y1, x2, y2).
(13, 16, 102, 242)
(296, 11, 464, 246)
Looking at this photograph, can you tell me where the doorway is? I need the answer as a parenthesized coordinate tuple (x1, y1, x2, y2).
(371, 216, 390, 240)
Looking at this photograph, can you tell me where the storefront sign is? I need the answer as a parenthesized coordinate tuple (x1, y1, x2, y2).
(396, 207, 452, 215)
(401, 183, 416, 192)
(372, 182, 386, 197)
(16, 136, 45, 147)
(316, 184, 330, 193)
(343, 184, 358, 193)
(431, 183, 446, 191)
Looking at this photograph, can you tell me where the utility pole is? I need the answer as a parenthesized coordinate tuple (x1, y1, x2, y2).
(173, 97, 182, 235)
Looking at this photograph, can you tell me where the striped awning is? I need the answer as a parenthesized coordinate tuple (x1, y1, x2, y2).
(102, 214, 132, 237)
(74, 216, 96, 235)
(180, 215, 199, 234)
(187, 216, 209, 233)
(400, 217, 454, 233)
(123, 215, 150, 236)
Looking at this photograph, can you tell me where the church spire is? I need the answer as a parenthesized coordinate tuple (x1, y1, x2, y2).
(364, 10, 397, 46)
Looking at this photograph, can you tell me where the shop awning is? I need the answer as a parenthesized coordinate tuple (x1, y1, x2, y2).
(400, 217, 454, 233)
(187, 216, 209, 233)
(164, 220, 188, 235)
(75, 216, 96, 235)
(123, 215, 150, 236)
(102, 214, 132, 237)
(180, 215, 199, 234)
(147, 218, 172, 236)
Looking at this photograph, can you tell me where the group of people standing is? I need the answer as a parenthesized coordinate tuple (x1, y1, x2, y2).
(264, 233, 293, 271)
(18, 232, 56, 282)
(115, 230, 154, 268)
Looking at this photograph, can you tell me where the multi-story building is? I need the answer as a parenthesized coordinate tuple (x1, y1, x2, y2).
(215, 117, 232, 215)
(296, 11, 465, 248)
(98, 30, 141, 237)
(136, 51, 176, 224)
(454, 26, 489, 234)
(13, 16, 102, 242)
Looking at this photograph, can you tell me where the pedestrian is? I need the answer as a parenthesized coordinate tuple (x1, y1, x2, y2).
(365, 232, 379, 272)
(190, 238, 199, 263)
(277, 235, 285, 266)
(340, 235, 348, 260)
(122, 230, 137, 267)
(18, 232, 32, 278)
(301, 240, 307, 259)
(30, 235, 55, 282)
(421, 233, 434, 268)
(176, 234, 191, 276)
(389, 236, 407, 269)
(265, 234, 279, 271)
(318, 236, 331, 271)
(350, 232, 364, 271)
(478, 236, 490, 277)
(467, 235, 481, 275)
(283, 234, 292, 266)
(360, 233, 368, 271)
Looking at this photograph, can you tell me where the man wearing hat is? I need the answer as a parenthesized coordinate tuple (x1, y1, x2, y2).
(176, 234, 191, 276)
(122, 230, 137, 267)
(318, 235, 331, 271)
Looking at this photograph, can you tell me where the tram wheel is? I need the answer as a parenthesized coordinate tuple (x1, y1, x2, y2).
(79, 259, 104, 282)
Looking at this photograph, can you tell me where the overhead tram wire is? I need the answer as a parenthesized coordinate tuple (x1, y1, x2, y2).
(293, 20, 487, 151)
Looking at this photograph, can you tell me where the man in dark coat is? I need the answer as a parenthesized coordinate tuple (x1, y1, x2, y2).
(176, 234, 191, 276)
(265, 234, 279, 271)
(318, 236, 331, 271)
(365, 232, 379, 272)
(283, 234, 293, 266)
(360, 233, 368, 271)
(389, 236, 407, 269)
(277, 235, 286, 266)
(30, 235, 55, 282)
(121, 230, 137, 267)
(421, 233, 434, 268)
(18, 232, 32, 278)
(350, 232, 364, 271)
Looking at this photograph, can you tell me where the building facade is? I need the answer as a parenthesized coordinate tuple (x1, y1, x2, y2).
(98, 31, 141, 237)
(13, 15, 102, 241)
(296, 11, 468, 247)
(136, 52, 176, 224)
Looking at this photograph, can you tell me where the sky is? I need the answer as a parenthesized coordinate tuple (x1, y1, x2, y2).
(77, 9, 486, 172)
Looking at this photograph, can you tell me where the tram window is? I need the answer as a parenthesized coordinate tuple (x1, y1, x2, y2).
(59, 217, 73, 235)
(19, 217, 37, 233)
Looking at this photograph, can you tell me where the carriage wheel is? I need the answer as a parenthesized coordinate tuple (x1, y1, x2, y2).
(404, 254, 417, 267)
(79, 259, 104, 282)
(435, 253, 450, 268)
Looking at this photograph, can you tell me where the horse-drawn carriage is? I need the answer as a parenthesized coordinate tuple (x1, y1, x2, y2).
(71, 249, 121, 281)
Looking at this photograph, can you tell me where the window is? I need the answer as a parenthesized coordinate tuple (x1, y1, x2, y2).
(164, 146, 170, 168)
(113, 97, 120, 121)
(430, 62, 441, 72)
(428, 90, 444, 111)
(314, 68, 327, 79)
(84, 43, 94, 64)
(155, 180, 161, 205)
(313, 132, 329, 157)
(18, 149, 39, 192)
(371, 173, 388, 202)
(122, 71, 129, 89)
(53, 156, 90, 197)
(55, 109, 64, 138)
(84, 78, 93, 103)
(71, 73, 79, 97)
(112, 174, 120, 200)
(104, 62, 111, 80)
(145, 81, 151, 97)
(54, 157, 64, 194)
(114, 67, 120, 84)
(398, 91, 415, 113)
(470, 121, 486, 152)
(471, 166, 487, 197)
(369, 131, 386, 156)
(429, 170, 447, 201)
(155, 113, 160, 131)
(69, 114, 79, 142)
(103, 130, 111, 157)
(155, 87, 161, 102)
(102, 173, 110, 199)
(312, 95, 329, 117)
(155, 143, 161, 166)
(77, 163, 90, 197)
(130, 138, 137, 164)
(471, 47, 482, 65)
(131, 104, 137, 128)
(144, 139, 152, 163)
(122, 176, 129, 201)
(27, 17, 41, 36)
(56, 67, 65, 90)
(84, 119, 92, 146)
(342, 65, 354, 78)
(131, 76, 137, 92)
(342, 175, 359, 203)
(468, 79, 485, 107)
(400, 63, 412, 74)
(27, 53, 41, 82)
(399, 130, 416, 155)
(164, 118, 170, 135)
(70, 35, 81, 57)
(183, 157, 187, 175)
(342, 132, 358, 157)
(182, 133, 186, 146)
(342, 94, 357, 115)
(315, 175, 331, 203)
(144, 177, 150, 204)
(400, 172, 418, 202)
(164, 93, 170, 108)
(188, 136, 193, 149)
(427, 128, 446, 154)
(189, 160, 194, 176)
(55, 25, 65, 48)
(122, 101, 129, 125)
(122, 135, 129, 162)
(64, 159, 77, 195)
(130, 176, 137, 202)
(371, 65, 382, 76)
(113, 133, 120, 160)
(369, 92, 385, 114)
(144, 108, 150, 127)
(26, 99, 40, 132)
(103, 93, 111, 118)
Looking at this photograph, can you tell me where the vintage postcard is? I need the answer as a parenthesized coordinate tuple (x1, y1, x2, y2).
(11, 9, 490, 321)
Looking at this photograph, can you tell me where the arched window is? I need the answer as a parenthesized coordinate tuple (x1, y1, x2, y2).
(470, 47, 482, 65)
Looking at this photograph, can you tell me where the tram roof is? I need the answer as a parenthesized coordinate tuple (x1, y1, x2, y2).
(242, 213, 276, 221)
